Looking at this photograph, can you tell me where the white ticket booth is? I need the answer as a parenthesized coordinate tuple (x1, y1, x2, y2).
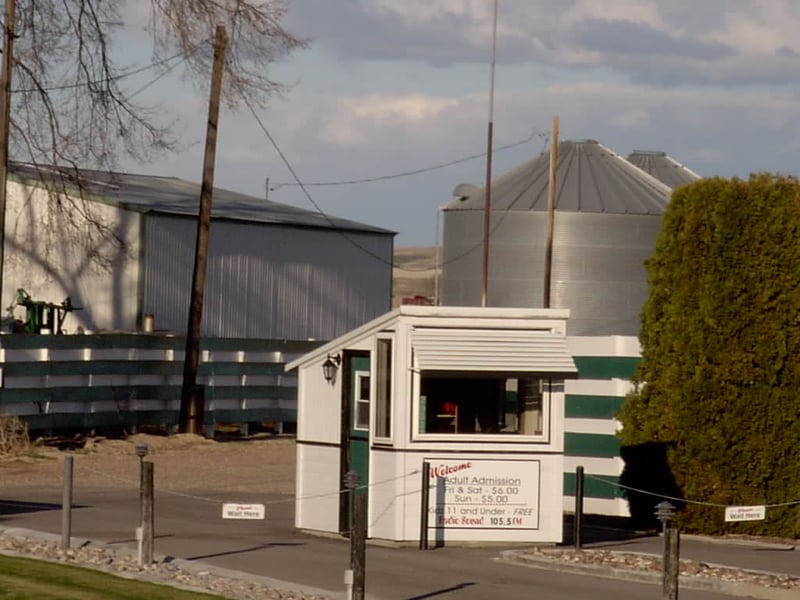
(286, 305, 577, 543)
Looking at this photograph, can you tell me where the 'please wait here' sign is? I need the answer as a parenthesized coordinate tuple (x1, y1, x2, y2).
(222, 503, 266, 520)
(724, 505, 766, 522)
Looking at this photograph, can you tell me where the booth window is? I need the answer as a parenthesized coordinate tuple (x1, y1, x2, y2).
(354, 371, 370, 430)
(418, 372, 545, 436)
(374, 337, 392, 438)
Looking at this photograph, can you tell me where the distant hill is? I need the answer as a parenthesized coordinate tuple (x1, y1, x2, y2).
(392, 246, 438, 307)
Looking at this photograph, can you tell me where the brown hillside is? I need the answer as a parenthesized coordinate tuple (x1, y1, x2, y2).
(392, 246, 439, 307)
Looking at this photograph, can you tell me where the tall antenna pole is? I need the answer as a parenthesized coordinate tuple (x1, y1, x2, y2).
(543, 115, 559, 308)
(481, 0, 499, 308)
(0, 0, 17, 311)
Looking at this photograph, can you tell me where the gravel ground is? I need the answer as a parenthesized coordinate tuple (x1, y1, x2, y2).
(517, 546, 800, 591)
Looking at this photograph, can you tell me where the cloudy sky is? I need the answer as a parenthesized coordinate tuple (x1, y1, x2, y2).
(123, 0, 800, 247)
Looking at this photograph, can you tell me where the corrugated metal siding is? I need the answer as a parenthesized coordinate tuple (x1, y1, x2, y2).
(441, 211, 661, 336)
(411, 327, 577, 372)
(143, 215, 392, 340)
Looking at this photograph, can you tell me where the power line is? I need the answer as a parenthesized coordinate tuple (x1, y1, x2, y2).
(11, 45, 201, 95)
(245, 100, 550, 274)
(272, 130, 545, 188)
(243, 97, 396, 268)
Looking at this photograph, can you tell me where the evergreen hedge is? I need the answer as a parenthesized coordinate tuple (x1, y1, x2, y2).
(618, 174, 800, 537)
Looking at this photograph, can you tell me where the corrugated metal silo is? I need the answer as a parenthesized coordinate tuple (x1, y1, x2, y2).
(627, 150, 701, 189)
(440, 140, 671, 335)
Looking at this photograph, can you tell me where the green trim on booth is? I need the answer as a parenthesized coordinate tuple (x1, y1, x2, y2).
(564, 432, 621, 458)
(563, 472, 625, 499)
(573, 357, 638, 379)
(565, 395, 624, 419)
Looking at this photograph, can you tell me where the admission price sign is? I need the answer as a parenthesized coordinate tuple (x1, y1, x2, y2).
(426, 459, 540, 530)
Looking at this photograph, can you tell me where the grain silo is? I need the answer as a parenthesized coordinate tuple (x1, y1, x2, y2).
(627, 150, 701, 189)
(440, 139, 671, 336)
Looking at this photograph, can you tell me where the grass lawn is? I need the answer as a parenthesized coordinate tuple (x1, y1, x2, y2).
(0, 554, 226, 599)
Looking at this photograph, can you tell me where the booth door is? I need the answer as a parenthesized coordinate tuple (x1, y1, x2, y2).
(349, 355, 371, 490)
(339, 353, 370, 534)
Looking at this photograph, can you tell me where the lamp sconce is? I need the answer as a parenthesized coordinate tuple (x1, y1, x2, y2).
(322, 353, 341, 384)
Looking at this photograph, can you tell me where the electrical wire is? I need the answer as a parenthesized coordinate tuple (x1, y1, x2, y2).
(11, 45, 201, 95)
(245, 99, 550, 273)
(244, 96, 398, 268)
(271, 130, 546, 188)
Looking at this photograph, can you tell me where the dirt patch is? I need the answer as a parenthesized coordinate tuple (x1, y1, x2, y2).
(0, 433, 296, 495)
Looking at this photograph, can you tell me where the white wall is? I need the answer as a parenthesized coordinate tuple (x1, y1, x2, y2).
(4, 180, 140, 333)
(295, 443, 341, 533)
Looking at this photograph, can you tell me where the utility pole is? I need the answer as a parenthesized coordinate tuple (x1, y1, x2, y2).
(543, 115, 559, 308)
(180, 25, 227, 434)
(0, 0, 17, 311)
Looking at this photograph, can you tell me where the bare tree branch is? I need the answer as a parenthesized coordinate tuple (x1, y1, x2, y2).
(6, 0, 305, 271)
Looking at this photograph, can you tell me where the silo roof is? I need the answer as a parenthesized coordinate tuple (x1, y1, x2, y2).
(9, 163, 394, 235)
(444, 139, 672, 215)
(626, 150, 701, 189)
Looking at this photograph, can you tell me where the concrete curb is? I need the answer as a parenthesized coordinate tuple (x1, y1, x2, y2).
(498, 550, 800, 600)
(0, 526, 347, 599)
(680, 533, 796, 552)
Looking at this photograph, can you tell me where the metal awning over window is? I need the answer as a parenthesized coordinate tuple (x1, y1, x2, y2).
(411, 327, 578, 376)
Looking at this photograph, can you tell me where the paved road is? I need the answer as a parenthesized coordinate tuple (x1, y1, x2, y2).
(0, 486, 775, 600)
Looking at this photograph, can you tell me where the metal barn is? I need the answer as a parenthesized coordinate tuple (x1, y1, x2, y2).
(4, 164, 394, 340)
(440, 140, 672, 336)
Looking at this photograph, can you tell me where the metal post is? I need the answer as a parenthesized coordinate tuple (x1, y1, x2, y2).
(419, 461, 430, 550)
(574, 465, 584, 549)
(61, 456, 73, 549)
(142, 461, 154, 565)
(655, 501, 679, 600)
(136, 440, 149, 563)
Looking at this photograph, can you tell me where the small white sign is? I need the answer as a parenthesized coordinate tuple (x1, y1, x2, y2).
(724, 505, 766, 522)
(222, 503, 266, 520)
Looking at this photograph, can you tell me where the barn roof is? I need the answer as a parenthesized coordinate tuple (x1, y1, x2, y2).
(626, 150, 702, 189)
(9, 163, 394, 235)
(444, 139, 672, 216)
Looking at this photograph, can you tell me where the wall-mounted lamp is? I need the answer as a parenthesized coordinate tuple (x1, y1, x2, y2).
(322, 353, 341, 383)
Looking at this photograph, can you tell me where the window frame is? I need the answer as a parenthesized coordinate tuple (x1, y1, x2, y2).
(411, 369, 551, 443)
(372, 335, 394, 442)
(353, 370, 370, 432)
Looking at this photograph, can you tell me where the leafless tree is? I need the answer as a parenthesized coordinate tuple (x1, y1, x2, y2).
(7, 0, 305, 268)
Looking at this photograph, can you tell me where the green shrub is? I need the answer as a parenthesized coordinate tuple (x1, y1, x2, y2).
(619, 174, 800, 537)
